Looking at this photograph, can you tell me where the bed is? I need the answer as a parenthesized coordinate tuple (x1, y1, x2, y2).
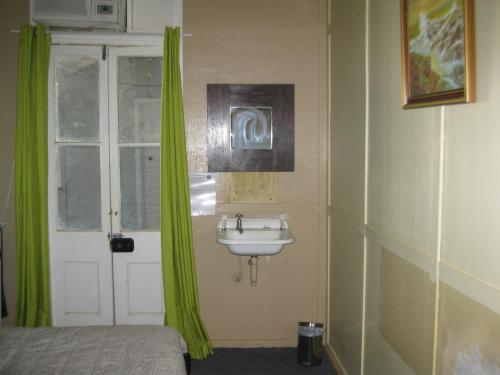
(0, 325, 189, 375)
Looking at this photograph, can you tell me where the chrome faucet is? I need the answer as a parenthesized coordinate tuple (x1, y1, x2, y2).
(235, 213, 244, 234)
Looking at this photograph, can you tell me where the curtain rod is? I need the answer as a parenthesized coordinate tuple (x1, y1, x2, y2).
(11, 29, 193, 37)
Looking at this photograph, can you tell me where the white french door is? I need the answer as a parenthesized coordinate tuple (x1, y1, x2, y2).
(48, 46, 114, 326)
(108, 47, 164, 325)
(48, 45, 164, 326)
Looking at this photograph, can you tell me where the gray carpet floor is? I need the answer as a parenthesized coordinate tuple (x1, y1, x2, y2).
(191, 348, 336, 374)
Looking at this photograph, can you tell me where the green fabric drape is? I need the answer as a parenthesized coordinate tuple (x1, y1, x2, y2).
(160, 27, 212, 359)
(15, 25, 52, 327)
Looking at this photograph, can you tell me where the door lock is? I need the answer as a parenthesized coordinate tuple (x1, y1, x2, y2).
(108, 233, 134, 253)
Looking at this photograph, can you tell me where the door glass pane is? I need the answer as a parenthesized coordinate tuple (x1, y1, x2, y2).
(120, 147, 160, 230)
(57, 146, 101, 230)
(56, 56, 100, 142)
(117, 56, 162, 143)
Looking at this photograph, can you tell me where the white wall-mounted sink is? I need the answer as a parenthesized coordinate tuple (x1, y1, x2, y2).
(216, 214, 295, 256)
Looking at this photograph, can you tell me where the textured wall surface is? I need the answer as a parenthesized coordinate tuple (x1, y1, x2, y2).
(438, 283, 500, 375)
(437, 1, 500, 372)
(184, 0, 328, 346)
(329, 0, 500, 374)
(328, 0, 366, 374)
(365, 0, 439, 373)
(377, 249, 435, 375)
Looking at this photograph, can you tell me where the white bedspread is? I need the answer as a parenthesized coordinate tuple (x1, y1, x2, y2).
(0, 326, 187, 375)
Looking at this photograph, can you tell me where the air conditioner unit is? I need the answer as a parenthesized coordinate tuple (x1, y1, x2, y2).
(30, 0, 126, 31)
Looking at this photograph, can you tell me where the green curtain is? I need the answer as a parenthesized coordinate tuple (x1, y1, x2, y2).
(15, 25, 52, 327)
(160, 27, 212, 359)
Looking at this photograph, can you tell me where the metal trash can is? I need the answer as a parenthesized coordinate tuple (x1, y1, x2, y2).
(297, 321, 324, 367)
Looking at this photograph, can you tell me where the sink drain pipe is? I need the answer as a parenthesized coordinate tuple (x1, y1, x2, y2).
(248, 256, 258, 286)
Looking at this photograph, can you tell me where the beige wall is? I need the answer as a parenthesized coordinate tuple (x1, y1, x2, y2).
(364, 0, 439, 373)
(437, 0, 500, 371)
(0, 1, 29, 326)
(328, 0, 365, 374)
(184, 0, 328, 347)
(329, 0, 500, 374)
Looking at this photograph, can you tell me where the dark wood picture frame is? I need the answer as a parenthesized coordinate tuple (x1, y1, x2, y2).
(207, 84, 294, 172)
(401, 0, 475, 108)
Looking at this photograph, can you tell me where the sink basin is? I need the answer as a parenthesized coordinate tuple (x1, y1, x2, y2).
(217, 228, 294, 256)
(216, 214, 295, 256)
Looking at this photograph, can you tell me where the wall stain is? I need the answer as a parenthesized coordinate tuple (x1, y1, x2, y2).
(229, 172, 276, 202)
(438, 283, 500, 375)
(452, 344, 500, 375)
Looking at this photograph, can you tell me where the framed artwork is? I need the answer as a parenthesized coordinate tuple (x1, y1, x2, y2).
(401, 0, 475, 108)
(207, 84, 294, 172)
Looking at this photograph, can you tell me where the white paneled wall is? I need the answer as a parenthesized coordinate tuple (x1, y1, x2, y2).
(329, 0, 500, 374)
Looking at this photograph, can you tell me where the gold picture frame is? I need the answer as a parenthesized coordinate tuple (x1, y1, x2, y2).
(401, 0, 475, 109)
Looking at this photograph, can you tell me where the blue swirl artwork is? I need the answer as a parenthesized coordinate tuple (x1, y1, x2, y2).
(230, 107, 273, 150)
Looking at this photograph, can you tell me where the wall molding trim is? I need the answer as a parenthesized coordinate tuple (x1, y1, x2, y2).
(364, 224, 500, 316)
(364, 226, 500, 315)
(439, 262, 500, 316)
(364, 226, 435, 277)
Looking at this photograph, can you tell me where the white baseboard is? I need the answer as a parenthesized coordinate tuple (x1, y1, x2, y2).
(211, 338, 296, 348)
(324, 343, 349, 375)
